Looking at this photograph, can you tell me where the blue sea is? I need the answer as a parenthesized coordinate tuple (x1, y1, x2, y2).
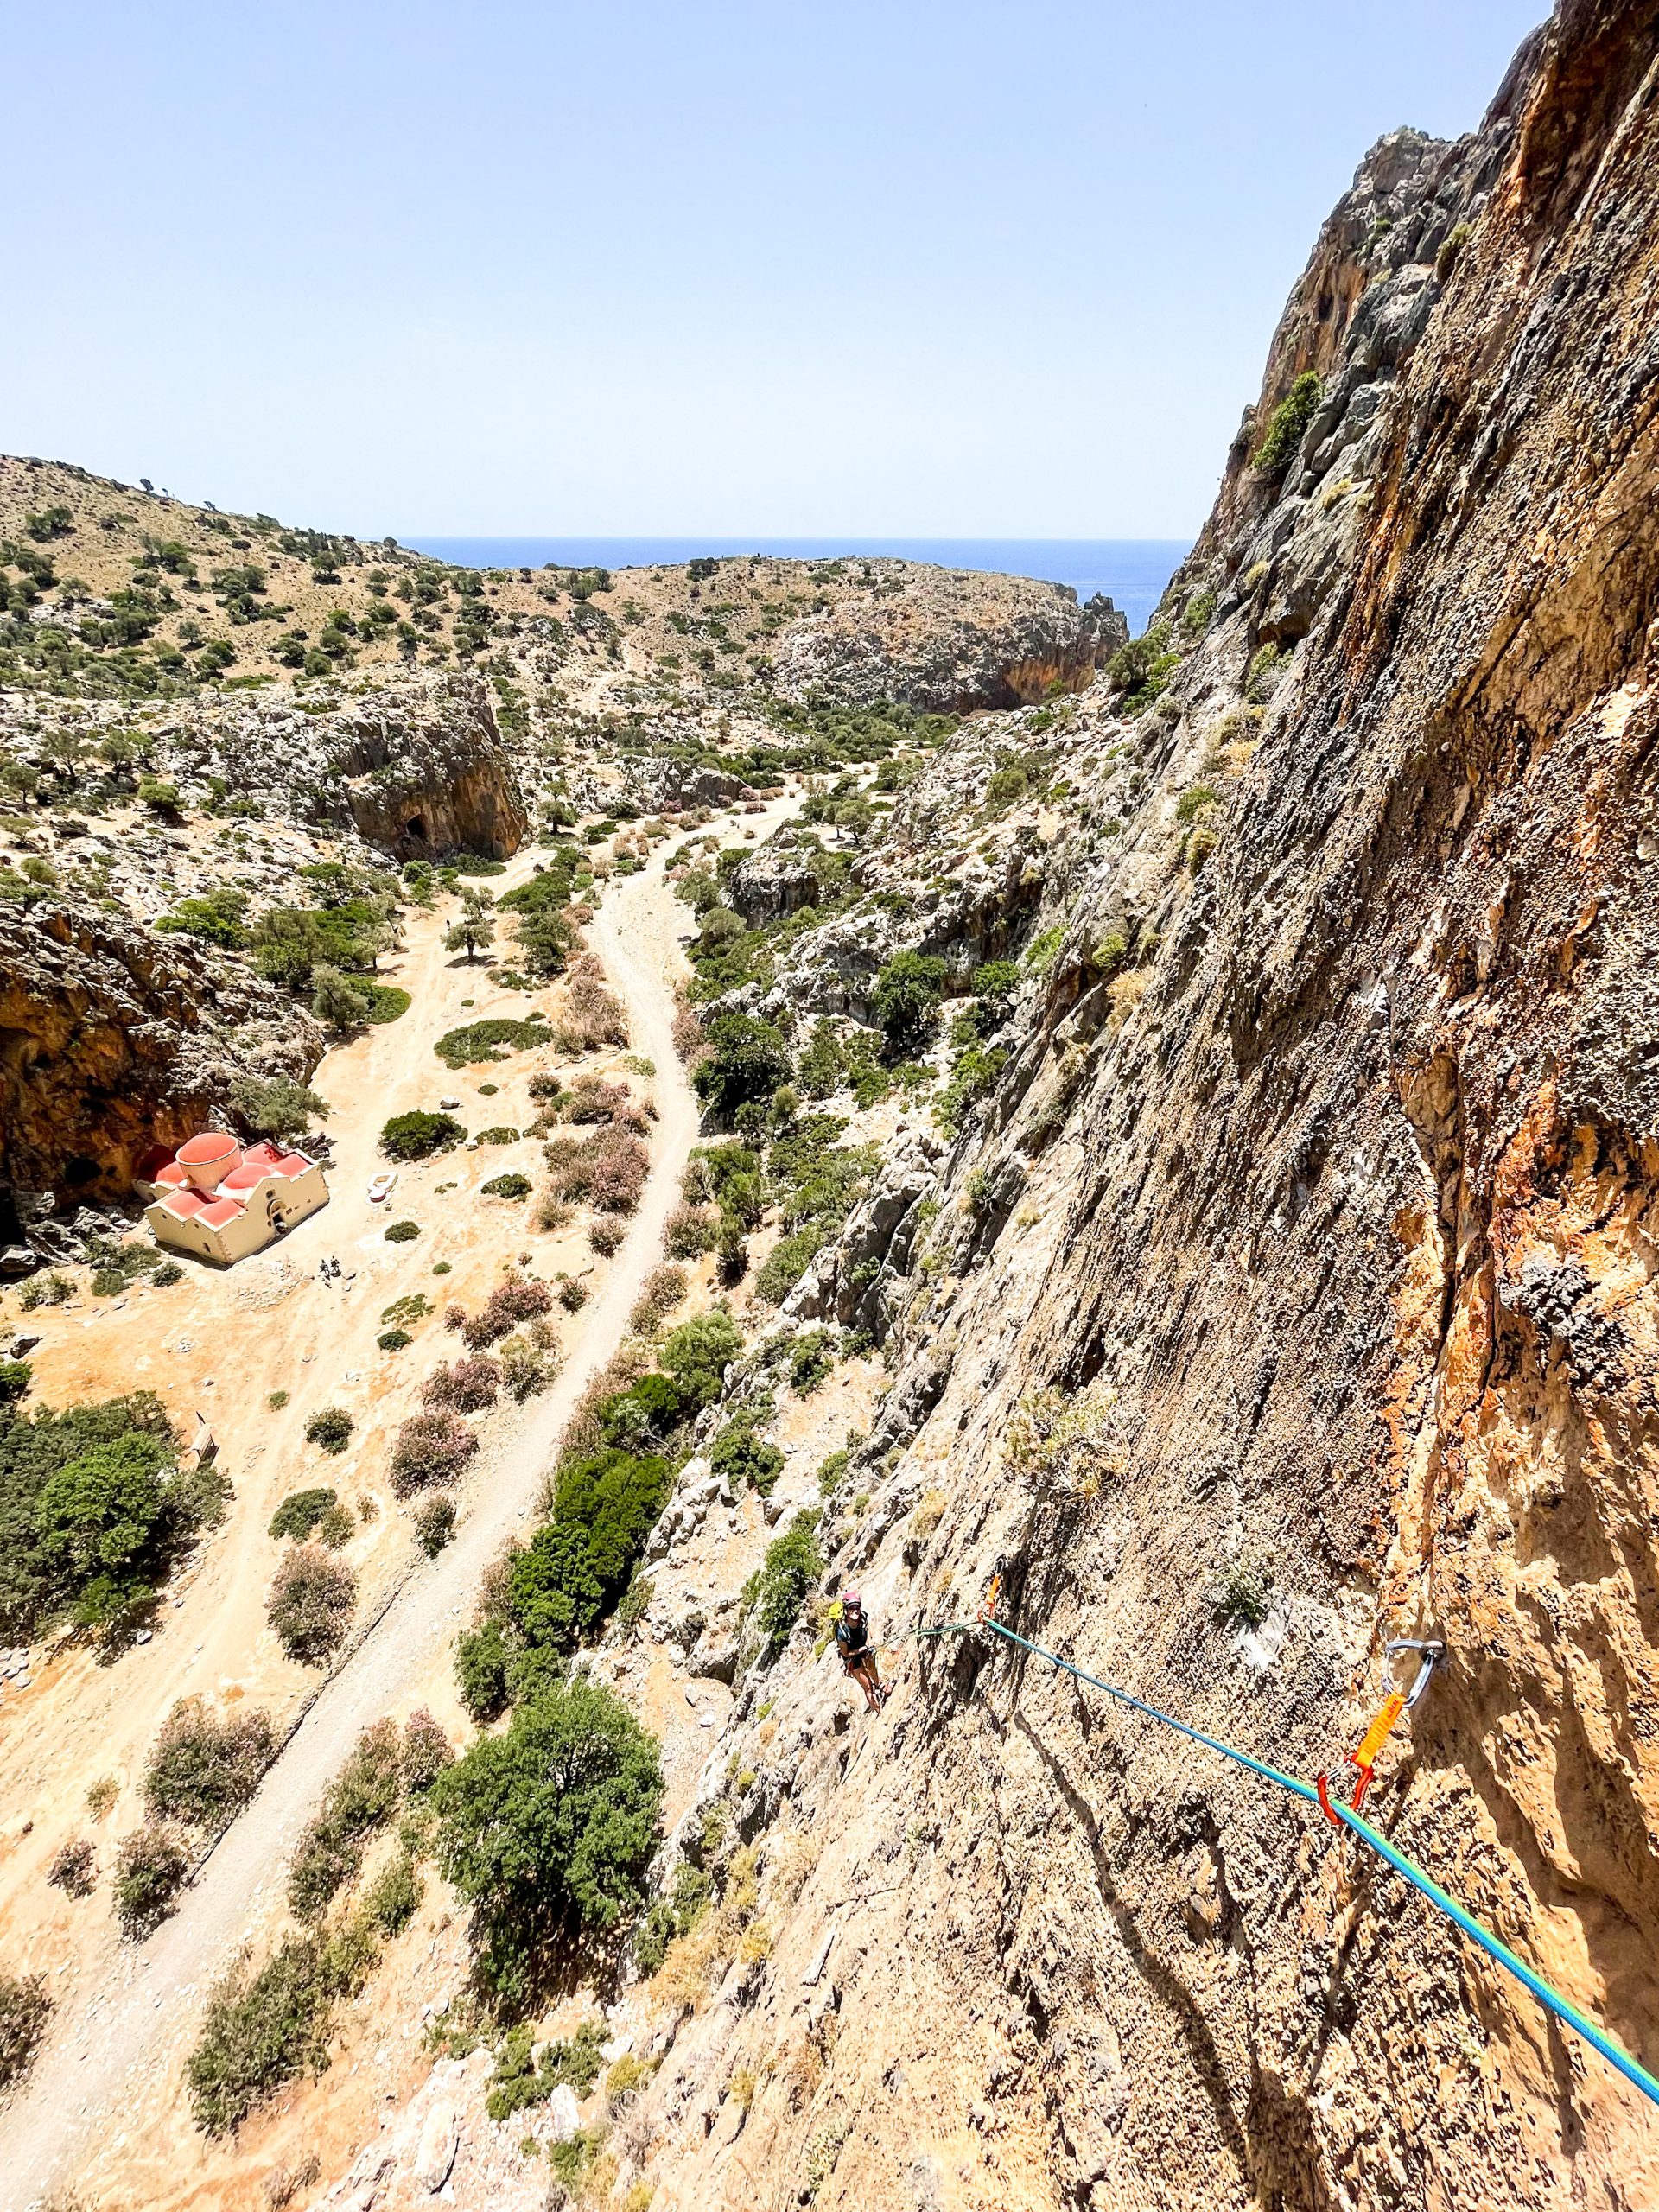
(404, 537, 1190, 638)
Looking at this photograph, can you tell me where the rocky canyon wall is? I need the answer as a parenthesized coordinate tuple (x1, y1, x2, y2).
(630, 8, 1659, 2209)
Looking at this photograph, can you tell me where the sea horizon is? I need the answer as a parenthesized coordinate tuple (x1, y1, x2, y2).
(402, 536, 1191, 637)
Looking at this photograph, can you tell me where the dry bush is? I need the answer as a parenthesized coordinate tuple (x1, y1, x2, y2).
(267, 1546, 357, 1663)
(422, 1354, 503, 1413)
(389, 1412, 479, 1497)
(401, 1709, 454, 1792)
(0, 1972, 53, 2090)
(664, 1204, 717, 1258)
(533, 1187, 572, 1233)
(560, 1074, 632, 1125)
(557, 1275, 590, 1311)
(588, 1129, 649, 1214)
(145, 1697, 276, 1828)
(263, 2154, 321, 2209)
(589, 1217, 624, 1257)
(1107, 968, 1149, 1033)
(551, 1346, 653, 1483)
(499, 1332, 558, 1401)
(671, 987, 705, 1063)
(461, 1275, 555, 1350)
(112, 1822, 190, 1938)
(553, 956, 629, 1052)
(46, 1838, 97, 1897)
(629, 1264, 687, 1334)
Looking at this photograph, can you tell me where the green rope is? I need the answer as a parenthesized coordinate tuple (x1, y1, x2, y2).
(911, 1611, 1659, 2113)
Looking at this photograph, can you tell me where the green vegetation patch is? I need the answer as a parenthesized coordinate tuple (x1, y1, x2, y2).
(433, 1014, 550, 1069)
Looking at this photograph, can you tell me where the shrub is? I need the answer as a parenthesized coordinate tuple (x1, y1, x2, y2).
(288, 1720, 404, 1921)
(187, 1928, 364, 2136)
(506, 1448, 672, 1650)
(481, 1172, 531, 1200)
(303, 1408, 353, 1454)
(47, 1837, 98, 1897)
(1211, 1558, 1273, 1629)
(137, 775, 181, 810)
(461, 1275, 553, 1349)
(755, 1226, 823, 1306)
(384, 1218, 421, 1243)
(1254, 371, 1321, 474)
(379, 1111, 464, 1161)
(423, 1355, 502, 1414)
(659, 1310, 742, 1405)
(432, 1016, 549, 1070)
(364, 1851, 422, 1936)
(499, 1333, 555, 1401)
(970, 958, 1019, 1010)
(476, 1125, 520, 1146)
(711, 1419, 784, 1497)
(1175, 780, 1218, 825)
(113, 1822, 190, 1938)
(455, 1623, 512, 1722)
(414, 1496, 456, 1556)
(401, 1709, 454, 1791)
(145, 1698, 274, 1827)
(269, 1487, 339, 1542)
(287, 1821, 361, 1923)
(0, 1974, 52, 2090)
(0, 1361, 31, 1404)
(664, 1204, 717, 1258)
(486, 2018, 608, 2122)
(743, 1516, 823, 1656)
(630, 1263, 686, 1332)
(151, 1260, 183, 1287)
(871, 950, 946, 1047)
(556, 1275, 590, 1312)
(378, 1328, 411, 1351)
(431, 1679, 664, 2000)
(389, 1412, 478, 1497)
(589, 1217, 624, 1256)
(788, 1330, 835, 1395)
(267, 1544, 356, 1663)
(17, 1270, 73, 1311)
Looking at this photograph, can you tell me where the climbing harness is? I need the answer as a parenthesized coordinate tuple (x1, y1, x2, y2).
(1335, 1638, 1443, 1814)
(911, 1596, 1659, 2114)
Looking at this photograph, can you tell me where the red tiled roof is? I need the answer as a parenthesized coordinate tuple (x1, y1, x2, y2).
(243, 1141, 288, 1170)
(155, 1161, 190, 1189)
(196, 1197, 245, 1230)
(275, 1153, 312, 1178)
(221, 1163, 268, 1192)
(161, 1190, 208, 1219)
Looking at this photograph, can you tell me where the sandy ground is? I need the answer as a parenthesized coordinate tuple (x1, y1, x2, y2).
(0, 795, 815, 2209)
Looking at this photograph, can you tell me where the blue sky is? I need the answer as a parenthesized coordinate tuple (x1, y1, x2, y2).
(3, 2, 1544, 537)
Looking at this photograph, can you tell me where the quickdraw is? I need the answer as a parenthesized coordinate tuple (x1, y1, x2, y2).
(1319, 1637, 1443, 1821)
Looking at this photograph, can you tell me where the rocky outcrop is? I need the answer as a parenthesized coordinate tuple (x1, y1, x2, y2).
(624, 10, 1659, 2210)
(0, 899, 322, 1217)
(770, 565, 1127, 710)
(321, 676, 528, 856)
(138, 672, 528, 859)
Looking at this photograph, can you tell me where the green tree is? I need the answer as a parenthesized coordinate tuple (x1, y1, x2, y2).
(871, 951, 947, 1049)
(309, 964, 372, 1028)
(657, 1310, 742, 1408)
(430, 1679, 663, 1999)
(230, 1075, 329, 1140)
(742, 1515, 823, 1656)
(34, 1432, 172, 1628)
(445, 888, 495, 963)
(691, 1013, 791, 1121)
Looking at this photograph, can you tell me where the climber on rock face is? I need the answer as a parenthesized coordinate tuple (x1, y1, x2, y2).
(835, 1587, 886, 1713)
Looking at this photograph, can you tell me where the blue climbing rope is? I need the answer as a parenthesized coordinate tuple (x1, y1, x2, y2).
(913, 1611, 1659, 2113)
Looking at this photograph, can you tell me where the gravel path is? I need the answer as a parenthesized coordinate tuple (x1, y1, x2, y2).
(6, 849, 703, 2209)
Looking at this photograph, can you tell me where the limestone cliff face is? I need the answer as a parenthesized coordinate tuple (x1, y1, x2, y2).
(0, 900, 322, 1217)
(628, 9, 1659, 2209)
(323, 675, 528, 858)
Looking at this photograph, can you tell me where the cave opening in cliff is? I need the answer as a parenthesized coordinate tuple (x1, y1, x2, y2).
(404, 815, 428, 843)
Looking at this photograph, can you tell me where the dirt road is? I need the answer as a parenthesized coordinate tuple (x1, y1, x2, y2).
(3, 842, 709, 2209)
